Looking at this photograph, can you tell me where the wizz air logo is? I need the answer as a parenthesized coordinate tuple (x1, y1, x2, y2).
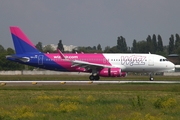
(54, 55, 78, 59)
(121, 55, 146, 66)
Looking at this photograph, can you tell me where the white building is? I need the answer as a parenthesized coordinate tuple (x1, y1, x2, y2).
(43, 44, 77, 52)
(63, 45, 77, 52)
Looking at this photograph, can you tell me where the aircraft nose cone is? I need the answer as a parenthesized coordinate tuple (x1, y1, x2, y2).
(170, 62, 175, 72)
(171, 67, 175, 72)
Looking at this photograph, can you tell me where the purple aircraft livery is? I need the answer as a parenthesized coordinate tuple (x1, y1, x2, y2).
(6, 26, 175, 81)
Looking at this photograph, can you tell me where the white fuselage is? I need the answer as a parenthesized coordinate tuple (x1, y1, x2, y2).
(103, 54, 175, 72)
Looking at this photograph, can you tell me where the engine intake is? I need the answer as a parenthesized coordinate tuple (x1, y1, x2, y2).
(99, 68, 127, 77)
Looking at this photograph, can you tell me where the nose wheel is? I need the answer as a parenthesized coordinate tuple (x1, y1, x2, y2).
(150, 77, 154, 81)
(149, 73, 154, 81)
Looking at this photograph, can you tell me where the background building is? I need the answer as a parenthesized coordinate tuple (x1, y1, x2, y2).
(43, 44, 77, 52)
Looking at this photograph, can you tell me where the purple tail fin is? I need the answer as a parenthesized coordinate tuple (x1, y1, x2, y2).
(10, 26, 40, 54)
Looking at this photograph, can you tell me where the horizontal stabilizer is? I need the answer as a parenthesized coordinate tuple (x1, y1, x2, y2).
(6, 55, 30, 62)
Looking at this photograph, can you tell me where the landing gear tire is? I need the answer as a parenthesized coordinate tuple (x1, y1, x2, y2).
(89, 75, 94, 80)
(150, 77, 154, 81)
(94, 75, 100, 81)
(149, 73, 154, 81)
(89, 75, 100, 81)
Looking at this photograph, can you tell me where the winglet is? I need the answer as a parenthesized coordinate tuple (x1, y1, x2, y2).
(57, 49, 66, 59)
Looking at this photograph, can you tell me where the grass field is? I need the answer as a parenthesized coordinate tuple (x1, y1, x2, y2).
(0, 75, 180, 119)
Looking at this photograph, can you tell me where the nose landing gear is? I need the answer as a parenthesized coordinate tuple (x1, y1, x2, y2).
(149, 73, 154, 81)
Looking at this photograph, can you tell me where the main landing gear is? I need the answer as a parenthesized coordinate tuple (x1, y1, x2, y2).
(89, 70, 100, 81)
(149, 73, 154, 81)
(89, 74, 100, 81)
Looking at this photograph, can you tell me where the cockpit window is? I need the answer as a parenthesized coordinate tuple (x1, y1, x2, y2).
(160, 58, 169, 62)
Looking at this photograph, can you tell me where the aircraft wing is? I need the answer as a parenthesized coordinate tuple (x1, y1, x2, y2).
(71, 60, 113, 68)
(71, 59, 126, 71)
(57, 49, 126, 70)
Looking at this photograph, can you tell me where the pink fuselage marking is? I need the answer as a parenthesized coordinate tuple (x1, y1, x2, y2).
(45, 53, 111, 72)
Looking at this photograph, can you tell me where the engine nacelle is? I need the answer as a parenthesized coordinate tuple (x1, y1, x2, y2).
(99, 68, 127, 77)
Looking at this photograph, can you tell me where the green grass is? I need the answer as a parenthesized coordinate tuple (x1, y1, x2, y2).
(0, 84, 180, 119)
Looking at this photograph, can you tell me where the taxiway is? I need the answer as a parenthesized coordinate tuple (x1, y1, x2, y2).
(0, 80, 180, 86)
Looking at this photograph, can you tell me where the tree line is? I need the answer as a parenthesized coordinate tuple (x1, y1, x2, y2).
(73, 34, 180, 57)
(0, 33, 180, 70)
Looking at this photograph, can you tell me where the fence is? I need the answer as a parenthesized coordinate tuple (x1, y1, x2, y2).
(0, 70, 90, 75)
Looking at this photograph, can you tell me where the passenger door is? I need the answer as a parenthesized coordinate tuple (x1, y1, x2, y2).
(38, 55, 44, 65)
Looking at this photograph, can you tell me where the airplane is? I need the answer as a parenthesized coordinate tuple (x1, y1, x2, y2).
(6, 26, 175, 81)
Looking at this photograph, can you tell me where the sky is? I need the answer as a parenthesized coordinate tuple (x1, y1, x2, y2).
(0, 0, 180, 50)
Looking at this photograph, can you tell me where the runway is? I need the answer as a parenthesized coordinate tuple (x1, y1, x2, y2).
(0, 81, 180, 86)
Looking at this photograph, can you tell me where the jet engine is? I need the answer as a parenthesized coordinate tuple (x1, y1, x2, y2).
(99, 68, 127, 77)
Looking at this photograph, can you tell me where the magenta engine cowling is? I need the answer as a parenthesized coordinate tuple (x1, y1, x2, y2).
(99, 68, 127, 77)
